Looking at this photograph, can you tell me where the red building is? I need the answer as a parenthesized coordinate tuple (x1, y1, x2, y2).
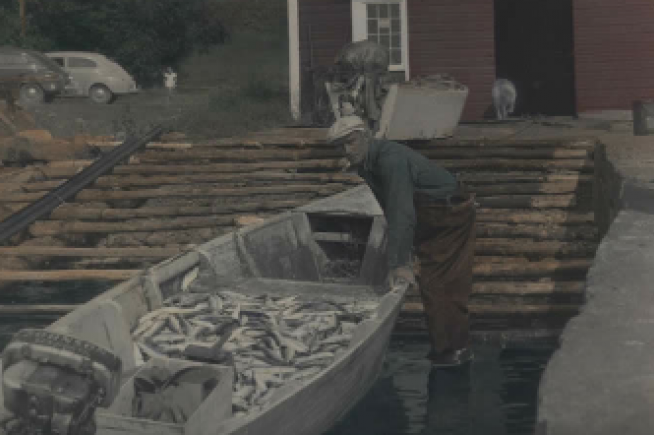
(288, 0, 654, 122)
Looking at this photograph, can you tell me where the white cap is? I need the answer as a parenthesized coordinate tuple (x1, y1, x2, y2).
(326, 115, 366, 143)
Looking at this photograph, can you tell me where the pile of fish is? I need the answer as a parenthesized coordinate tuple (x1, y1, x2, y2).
(131, 290, 379, 418)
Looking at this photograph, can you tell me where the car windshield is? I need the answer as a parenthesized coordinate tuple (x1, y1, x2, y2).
(31, 51, 67, 74)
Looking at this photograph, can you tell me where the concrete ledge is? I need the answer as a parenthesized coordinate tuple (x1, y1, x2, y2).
(537, 133, 654, 435)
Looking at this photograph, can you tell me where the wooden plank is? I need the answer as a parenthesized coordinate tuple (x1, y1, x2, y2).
(459, 172, 594, 184)
(0, 246, 180, 257)
(0, 269, 139, 282)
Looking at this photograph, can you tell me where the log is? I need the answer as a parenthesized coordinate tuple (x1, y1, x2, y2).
(411, 137, 597, 149)
(473, 258, 593, 278)
(36, 159, 344, 178)
(29, 215, 239, 236)
(406, 281, 586, 297)
(420, 147, 590, 159)
(476, 195, 583, 209)
(472, 281, 586, 295)
(458, 172, 593, 184)
(91, 171, 361, 189)
(48, 199, 306, 220)
(135, 148, 342, 163)
(476, 209, 595, 225)
(89, 141, 194, 150)
(0, 269, 139, 281)
(0, 304, 77, 316)
(0, 246, 181, 258)
(105, 227, 233, 247)
(475, 238, 598, 258)
(477, 223, 598, 241)
(437, 158, 594, 172)
(2, 183, 348, 203)
(402, 302, 580, 316)
(469, 180, 591, 196)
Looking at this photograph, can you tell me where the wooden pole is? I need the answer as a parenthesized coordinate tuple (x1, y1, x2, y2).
(19, 0, 26, 38)
(0, 269, 139, 282)
(472, 258, 593, 278)
(0, 304, 76, 316)
(0, 246, 181, 258)
(402, 302, 580, 316)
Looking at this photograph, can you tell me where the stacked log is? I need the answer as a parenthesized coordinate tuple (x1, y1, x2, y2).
(0, 129, 599, 335)
(400, 137, 598, 332)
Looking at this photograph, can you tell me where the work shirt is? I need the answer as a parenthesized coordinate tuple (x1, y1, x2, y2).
(357, 138, 458, 269)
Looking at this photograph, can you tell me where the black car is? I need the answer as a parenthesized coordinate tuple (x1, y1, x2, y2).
(0, 46, 70, 104)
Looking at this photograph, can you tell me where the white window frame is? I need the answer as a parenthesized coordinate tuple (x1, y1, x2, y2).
(351, 0, 409, 80)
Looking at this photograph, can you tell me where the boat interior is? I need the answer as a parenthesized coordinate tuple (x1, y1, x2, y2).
(1, 186, 407, 434)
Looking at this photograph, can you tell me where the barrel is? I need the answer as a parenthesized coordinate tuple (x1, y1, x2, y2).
(632, 100, 654, 136)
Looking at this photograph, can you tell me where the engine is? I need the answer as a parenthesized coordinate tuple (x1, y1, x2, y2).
(1, 329, 122, 435)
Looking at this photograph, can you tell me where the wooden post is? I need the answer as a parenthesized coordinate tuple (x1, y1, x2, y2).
(19, 0, 26, 38)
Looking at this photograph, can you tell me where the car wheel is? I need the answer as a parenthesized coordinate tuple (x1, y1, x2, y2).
(89, 84, 114, 104)
(19, 84, 45, 104)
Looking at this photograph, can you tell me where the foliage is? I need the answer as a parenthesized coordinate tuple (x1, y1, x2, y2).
(0, 0, 230, 86)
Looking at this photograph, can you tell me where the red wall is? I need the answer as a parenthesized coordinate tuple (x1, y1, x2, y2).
(298, 0, 496, 120)
(574, 0, 654, 113)
(407, 0, 496, 121)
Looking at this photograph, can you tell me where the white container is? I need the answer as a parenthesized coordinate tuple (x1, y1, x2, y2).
(376, 79, 468, 140)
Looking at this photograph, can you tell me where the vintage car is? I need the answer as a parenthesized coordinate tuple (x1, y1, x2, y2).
(0, 46, 69, 104)
(46, 51, 139, 104)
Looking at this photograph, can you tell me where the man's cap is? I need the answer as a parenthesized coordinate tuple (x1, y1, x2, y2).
(326, 115, 366, 143)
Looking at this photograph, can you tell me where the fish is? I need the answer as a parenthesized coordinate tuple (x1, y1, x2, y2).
(133, 289, 379, 418)
(181, 266, 199, 292)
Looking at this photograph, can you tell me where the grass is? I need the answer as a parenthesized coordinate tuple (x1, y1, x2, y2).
(173, 29, 293, 139)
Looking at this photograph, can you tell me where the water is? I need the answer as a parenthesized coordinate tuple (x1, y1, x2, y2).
(327, 336, 555, 435)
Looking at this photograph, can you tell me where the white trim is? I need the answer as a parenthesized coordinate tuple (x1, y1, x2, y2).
(288, 0, 301, 120)
(351, 0, 410, 81)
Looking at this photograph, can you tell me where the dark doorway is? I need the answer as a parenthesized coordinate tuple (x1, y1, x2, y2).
(494, 0, 576, 116)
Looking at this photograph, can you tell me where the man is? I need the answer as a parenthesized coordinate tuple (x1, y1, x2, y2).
(327, 115, 477, 368)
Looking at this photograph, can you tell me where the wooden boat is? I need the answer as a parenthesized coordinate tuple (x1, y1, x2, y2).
(0, 185, 410, 435)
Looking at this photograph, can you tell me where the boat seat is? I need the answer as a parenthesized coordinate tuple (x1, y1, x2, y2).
(51, 299, 136, 373)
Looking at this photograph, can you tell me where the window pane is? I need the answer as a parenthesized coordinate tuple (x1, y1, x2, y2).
(391, 34, 401, 48)
(391, 49, 402, 65)
(391, 18, 401, 32)
(390, 4, 400, 18)
(379, 4, 388, 18)
(69, 57, 97, 68)
(52, 57, 64, 67)
(367, 4, 377, 18)
(368, 19, 378, 34)
(380, 35, 390, 48)
(368, 34, 379, 43)
(379, 24, 390, 34)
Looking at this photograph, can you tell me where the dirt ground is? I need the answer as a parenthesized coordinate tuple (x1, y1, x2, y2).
(20, 87, 223, 139)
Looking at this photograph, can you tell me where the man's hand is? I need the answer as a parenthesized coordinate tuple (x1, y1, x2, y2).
(386, 266, 416, 290)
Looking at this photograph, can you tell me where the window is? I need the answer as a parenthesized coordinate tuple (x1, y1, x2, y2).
(352, 0, 408, 77)
(68, 57, 97, 68)
(51, 57, 65, 67)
